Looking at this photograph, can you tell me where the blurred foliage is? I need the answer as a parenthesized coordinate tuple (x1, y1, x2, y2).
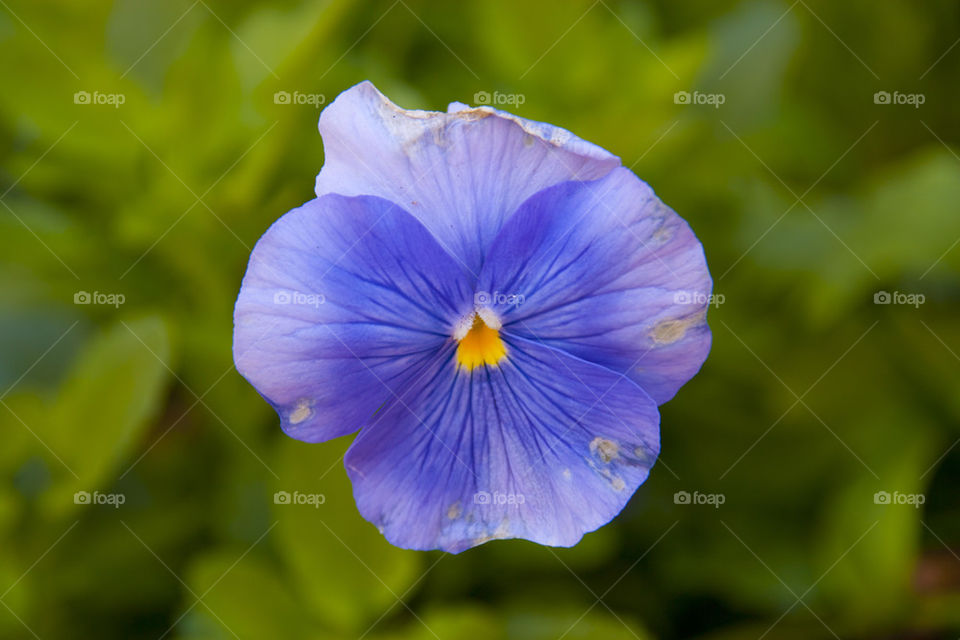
(1, 0, 960, 638)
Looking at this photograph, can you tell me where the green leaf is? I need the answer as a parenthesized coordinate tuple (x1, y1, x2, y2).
(272, 436, 422, 632)
(180, 550, 316, 640)
(39, 316, 173, 518)
(506, 607, 654, 640)
(815, 402, 936, 631)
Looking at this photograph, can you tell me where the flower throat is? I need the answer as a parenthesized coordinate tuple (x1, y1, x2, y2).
(456, 314, 507, 369)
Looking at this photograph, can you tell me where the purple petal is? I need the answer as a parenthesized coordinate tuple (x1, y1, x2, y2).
(344, 336, 660, 553)
(233, 194, 474, 443)
(476, 168, 712, 404)
(314, 81, 621, 273)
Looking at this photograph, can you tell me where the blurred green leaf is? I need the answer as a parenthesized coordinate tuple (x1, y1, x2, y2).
(181, 549, 317, 640)
(506, 607, 654, 640)
(39, 316, 172, 517)
(272, 436, 422, 632)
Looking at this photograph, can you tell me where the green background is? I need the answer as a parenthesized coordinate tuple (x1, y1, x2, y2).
(2, 0, 959, 638)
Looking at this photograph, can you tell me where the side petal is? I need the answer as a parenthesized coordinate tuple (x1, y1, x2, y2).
(344, 336, 660, 553)
(314, 81, 621, 273)
(233, 194, 473, 443)
(476, 167, 712, 404)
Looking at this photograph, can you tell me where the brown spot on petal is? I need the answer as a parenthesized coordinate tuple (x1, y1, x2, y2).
(447, 501, 462, 519)
(590, 437, 619, 463)
(652, 219, 674, 243)
(651, 311, 706, 346)
(288, 400, 312, 425)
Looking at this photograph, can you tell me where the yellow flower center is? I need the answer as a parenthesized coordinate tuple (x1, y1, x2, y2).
(456, 314, 507, 370)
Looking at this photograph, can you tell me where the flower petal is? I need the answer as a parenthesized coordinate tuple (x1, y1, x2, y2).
(314, 81, 621, 273)
(344, 335, 660, 553)
(476, 167, 712, 404)
(233, 194, 474, 443)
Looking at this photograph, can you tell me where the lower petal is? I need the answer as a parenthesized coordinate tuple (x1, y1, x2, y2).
(344, 336, 660, 553)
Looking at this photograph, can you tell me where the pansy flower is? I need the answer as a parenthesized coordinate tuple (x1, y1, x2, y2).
(233, 81, 712, 553)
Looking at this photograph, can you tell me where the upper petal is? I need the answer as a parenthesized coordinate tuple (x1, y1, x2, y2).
(476, 168, 713, 404)
(344, 335, 660, 553)
(233, 194, 474, 443)
(314, 81, 621, 274)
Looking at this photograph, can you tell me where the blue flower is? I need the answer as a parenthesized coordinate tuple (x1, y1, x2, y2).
(233, 81, 712, 553)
